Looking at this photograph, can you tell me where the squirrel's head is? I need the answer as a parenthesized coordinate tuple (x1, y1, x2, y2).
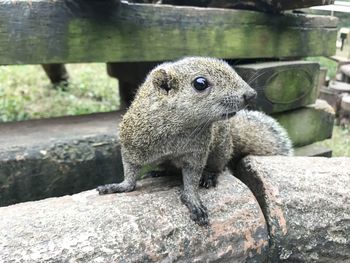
(139, 57, 257, 126)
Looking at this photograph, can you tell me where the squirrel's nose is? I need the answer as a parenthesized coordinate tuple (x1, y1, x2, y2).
(243, 90, 257, 104)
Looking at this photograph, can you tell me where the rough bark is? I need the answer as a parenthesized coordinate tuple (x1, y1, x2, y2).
(0, 172, 268, 263)
(236, 156, 350, 262)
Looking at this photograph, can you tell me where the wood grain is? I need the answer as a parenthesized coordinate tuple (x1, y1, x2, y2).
(0, 1, 338, 65)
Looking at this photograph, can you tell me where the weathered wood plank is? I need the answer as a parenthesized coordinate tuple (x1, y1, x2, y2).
(209, 0, 335, 11)
(0, 111, 124, 207)
(235, 61, 320, 114)
(0, 1, 338, 65)
(161, 0, 335, 12)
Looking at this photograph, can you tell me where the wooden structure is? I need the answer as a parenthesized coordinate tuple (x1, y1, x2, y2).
(0, 0, 338, 152)
(235, 61, 320, 114)
(0, 1, 337, 64)
(0, 0, 339, 207)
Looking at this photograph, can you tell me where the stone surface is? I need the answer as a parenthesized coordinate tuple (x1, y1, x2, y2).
(235, 61, 320, 114)
(0, 172, 268, 263)
(294, 143, 332, 157)
(272, 99, 335, 147)
(236, 156, 350, 262)
(0, 111, 124, 207)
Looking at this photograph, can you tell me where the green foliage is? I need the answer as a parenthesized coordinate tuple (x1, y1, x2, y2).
(305, 56, 337, 79)
(318, 125, 350, 157)
(0, 64, 119, 122)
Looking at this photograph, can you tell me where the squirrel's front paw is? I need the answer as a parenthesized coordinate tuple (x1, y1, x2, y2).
(97, 181, 135, 195)
(181, 193, 209, 226)
(190, 204, 209, 226)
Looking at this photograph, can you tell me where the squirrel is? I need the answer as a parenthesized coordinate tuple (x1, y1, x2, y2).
(97, 57, 293, 225)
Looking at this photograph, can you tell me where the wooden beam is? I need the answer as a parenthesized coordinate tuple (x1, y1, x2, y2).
(0, 1, 338, 65)
(138, 1, 335, 12)
(235, 61, 320, 114)
(200, 0, 335, 12)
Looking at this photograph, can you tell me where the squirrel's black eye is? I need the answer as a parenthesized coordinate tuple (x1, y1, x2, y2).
(193, 77, 209, 91)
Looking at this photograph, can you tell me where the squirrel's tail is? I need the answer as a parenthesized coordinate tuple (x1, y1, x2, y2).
(229, 110, 293, 158)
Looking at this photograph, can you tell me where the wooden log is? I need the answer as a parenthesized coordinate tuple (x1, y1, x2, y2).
(0, 112, 124, 207)
(329, 80, 350, 93)
(235, 61, 320, 114)
(319, 86, 342, 113)
(341, 94, 350, 112)
(207, 0, 335, 12)
(0, 173, 269, 262)
(236, 156, 350, 262)
(272, 99, 335, 147)
(0, 1, 338, 65)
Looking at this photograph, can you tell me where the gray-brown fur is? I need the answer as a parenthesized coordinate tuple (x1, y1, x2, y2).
(97, 57, 293, 225)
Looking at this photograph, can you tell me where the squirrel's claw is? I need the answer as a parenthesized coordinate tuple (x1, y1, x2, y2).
(199, 171, 218, 189)
(181, 193, 209, 225)
(190, 205, 209, 226)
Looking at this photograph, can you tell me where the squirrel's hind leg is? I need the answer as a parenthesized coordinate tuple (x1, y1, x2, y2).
(202, 135, 232, 188)
(199, 170, 219, 189)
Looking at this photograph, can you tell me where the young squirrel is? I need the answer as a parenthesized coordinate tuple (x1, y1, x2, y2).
(97, 57, 293, 225)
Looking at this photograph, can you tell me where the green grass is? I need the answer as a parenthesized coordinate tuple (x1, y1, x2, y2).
(318, 125, 350, 157)
(305, 56, 338, 79)
(0, 63, 119, 122)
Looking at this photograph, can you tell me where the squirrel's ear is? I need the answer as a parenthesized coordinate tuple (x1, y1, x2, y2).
(151, 68, 172, 93)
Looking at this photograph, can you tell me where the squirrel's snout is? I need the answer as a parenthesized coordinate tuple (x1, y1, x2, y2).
(243, 90, 257, 104)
